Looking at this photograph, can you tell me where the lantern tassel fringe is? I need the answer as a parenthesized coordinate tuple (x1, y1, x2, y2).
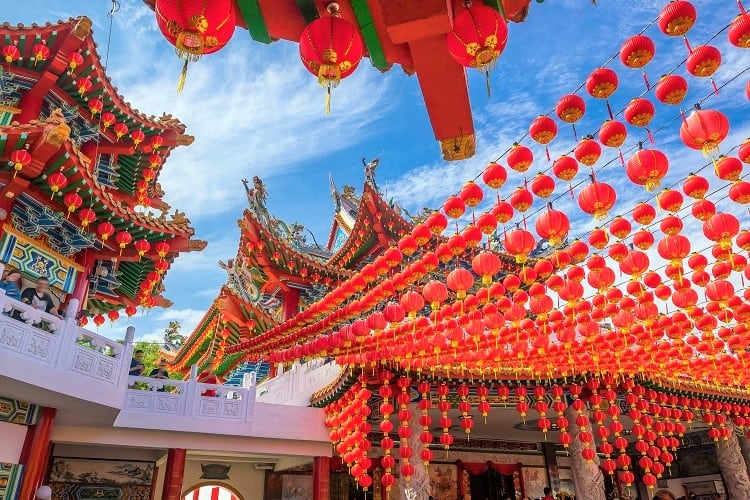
(177, 60, 189, 93)
(325, 86, 332, 116)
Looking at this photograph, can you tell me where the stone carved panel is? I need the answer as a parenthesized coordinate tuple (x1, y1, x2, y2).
(199, 400, 221, 417)
(220, 402, 240, 418)
(154, 395, 179, 414)
(0, 324, 24, 351)
(72, 351, 94, 375)
(25, 334, 51, 360)
(125, 393, 151, 411)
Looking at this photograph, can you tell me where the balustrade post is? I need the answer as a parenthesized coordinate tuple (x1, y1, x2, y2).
(118, 326, 136, 389)
(184, 365, 198, 417)
(54, 298, 80, 368)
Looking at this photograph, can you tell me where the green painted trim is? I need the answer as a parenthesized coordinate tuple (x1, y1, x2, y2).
(43, 152, 68, 177)
(350, 0, 388, 70)
(296, 0, 319, 24)
(236, 0, 271, 44)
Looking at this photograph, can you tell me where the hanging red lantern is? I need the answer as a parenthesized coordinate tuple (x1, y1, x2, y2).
(624, 98, 655, 128)
(447, 2, 508, 94)
(155, 0, 236, 91)
(691, 199, 716, 221)
(472, 251, 502, 285)
(620, 35, 655, 68)
(578, 179, 617, 220)
(529, 115, 558, 147)
(101, 112, 116, 129)
(9, 150, 31, 178)
(491, 201, 514, 223)
(682, 174, 710, 199)
(632, 202, 656, 225)
(626, 148, 669, 191)
(97, 221, 115, 241)
(586, 67, 618, 99)
(47, 172, 68, 198)
(503, 229, 536, 263)
(658, 189, 684, 212)
(131, 129, 146, 148)
(686, 45, 722, 78)
(299, 4, 364, 114)
(155, 241, 170, 258)
(78, 208, 96, 229)
(88, 98, 104, 115)
(729, 180, 750, 204)
(113, 122, 128, 141)
(507, 144, 534, 173)
(150, 135, 164, 151)
(598, 120, 627, 148)
(535, 207, 570, 246)
(530, 174, 556, 199)
(107, 310, 120, 323)
(447, 268, 475, 298)
(482, 162, 507, 189)
(2, 45, 19, 64)
(703, 212, 740, 249)
(552, 155, 578, 182)
(460, 181, 484, 207)
(555, 94, 586, 124)
(115, 231, 133, 253)
(609, 217, 632, 239)
(443, 196, 466, 219)
(658, 1, 697, 36)
(509, 188, 533, 213)
(64, 192, 83, 218)
(738, 139, 750, 164)
(31, 43, 49, 63)
(655, 74, 689, 105)
(134, 239, 151, 257)
(68, 51, 83, 72)
(574, 137, 602, 166)
(125, 305, 138, 317)
(679, 109, 729, 155)
(75, 77, 92, 97)
(715, 155, 743, 181)
(729, 13, 750, 48)
(93, 314, 106, 327)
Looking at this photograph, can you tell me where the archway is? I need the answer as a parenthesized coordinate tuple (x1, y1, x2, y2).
(183, 483, 244, 500)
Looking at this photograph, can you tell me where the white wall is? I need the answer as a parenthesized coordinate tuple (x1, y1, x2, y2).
(0, 420, 27, 463)
(181, 460, 265, 500)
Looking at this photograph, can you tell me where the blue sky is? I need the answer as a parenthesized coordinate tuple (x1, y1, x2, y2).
(5, 1, 748, 342)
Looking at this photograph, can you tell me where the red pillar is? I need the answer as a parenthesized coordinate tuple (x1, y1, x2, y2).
(18, 407, 57, 500)
(161, 449, 187, 500)
(282, 287, 300, 321)
(313, 456, 330, 500)
(70, 249, 94, 306)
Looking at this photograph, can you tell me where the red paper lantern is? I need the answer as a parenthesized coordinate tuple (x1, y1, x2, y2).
(78, 208, 97, 228)
(714, 155, 743, 181)
(443, 196, 466, 219)
(739, 139, 750, 164)
(703, 212, 740, 249)
(686, 45, 722, 77)
(115, 231, 133, 251)
(75, 77, 92, 97)
(578, 180, 617, 219)
(64, 193, 83, 217)
(509, 188, 533, 213)
(101, 112, 116, 129)
(460, 181, 484, 207)
(482, 162, 507, 189)
(68, 51, 83, 71)
(503, 229, 536, 263)
(31, 43, 49, 63)
(535, 207, 570, 246)
(507, 144, 534, 173)
(556, 94, 586, 123)
(682, 174, 710, 199)
(658, 1, 697, 36)
(655, 74, 689, 105)
(47, 172, 68, 196)
(155, 0, 236, 91)
(552, 155, 578, 181)
(97, 221, 115, 241)
(88, 98, 104, 116)
(530, 174, 556, 199)
(574, 137, 602, 166)
(134, 239, 151, 257)
(447, 268, 474, 298)
(2, 45, 19, 64)
(729, 180, 750, 204)
(447, 3, 508, 83)
(529, 115, 558, 145)
(729, 13, 750, 48)
(472, 251, 502, 285)
(626, 149, 669, 191)
(491, 201, 514, 223)
(155, 240, 170, 258)
(620, 35, 655, 68)
(586, 67, 618, 99)
(624, 98, 655, 128)
(679, 109, 729, 155)
(632, 202, 656, 225)
(125, 305, 138, 317)
(598, 120, 627, 148)
(131, 129, 146, 148)
(113, 122, 128, 141)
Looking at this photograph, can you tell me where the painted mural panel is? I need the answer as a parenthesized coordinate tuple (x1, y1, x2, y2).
(49, 458, 154, 485)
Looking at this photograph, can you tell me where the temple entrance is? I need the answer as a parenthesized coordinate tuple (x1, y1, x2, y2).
(183, 484, 243, 500)
(467, 468, 516, 500)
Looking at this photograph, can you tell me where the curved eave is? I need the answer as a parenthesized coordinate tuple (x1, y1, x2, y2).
(240, 209, 352, 286)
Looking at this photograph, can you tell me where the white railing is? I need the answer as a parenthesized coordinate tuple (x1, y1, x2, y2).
(0, 287, 134, 388)
(257, 359, 342, 406)
(123, 366, 255, 422)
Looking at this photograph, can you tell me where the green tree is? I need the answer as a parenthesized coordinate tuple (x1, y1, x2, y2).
(132, 340, 161, 373)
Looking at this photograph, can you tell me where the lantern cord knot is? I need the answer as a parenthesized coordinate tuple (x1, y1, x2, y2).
(326, 2, 340, 16)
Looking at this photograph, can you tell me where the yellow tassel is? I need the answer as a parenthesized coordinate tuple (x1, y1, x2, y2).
(177, 60, 189, 93)
(325, 86, 331, 116)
